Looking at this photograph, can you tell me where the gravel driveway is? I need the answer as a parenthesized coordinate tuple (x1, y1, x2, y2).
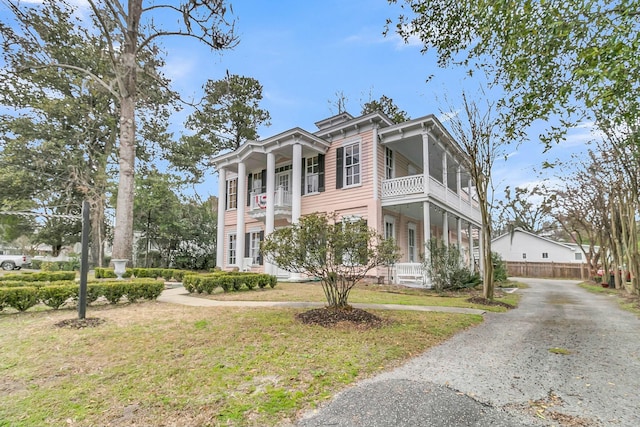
(295, 278, 640, 426)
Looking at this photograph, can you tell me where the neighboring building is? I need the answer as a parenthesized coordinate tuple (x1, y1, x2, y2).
(212, 111, 483, 281)
(492, 228, 587, 264)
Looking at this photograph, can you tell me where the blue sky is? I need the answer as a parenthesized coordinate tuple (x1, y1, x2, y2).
(158, 0, 595, 200)
(4, 0, 596, 202)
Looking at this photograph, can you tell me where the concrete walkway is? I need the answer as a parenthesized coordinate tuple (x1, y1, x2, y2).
(157, 285, 487, 315)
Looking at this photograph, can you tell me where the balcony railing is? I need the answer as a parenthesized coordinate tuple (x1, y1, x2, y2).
(249, 187, 292, 211)
(381, 175, 424, 197)
(382, 175, 480, 220)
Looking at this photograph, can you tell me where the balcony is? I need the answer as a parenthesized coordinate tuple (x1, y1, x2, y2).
(382, 175, 480, 221)
(248, 187, 292, 221)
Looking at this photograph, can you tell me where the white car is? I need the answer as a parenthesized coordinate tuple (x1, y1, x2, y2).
(0, 254, 32, 271)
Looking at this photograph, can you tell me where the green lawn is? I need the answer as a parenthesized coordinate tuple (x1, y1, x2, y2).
(0, 301, 483, 426)
(198, 281, 521, 313)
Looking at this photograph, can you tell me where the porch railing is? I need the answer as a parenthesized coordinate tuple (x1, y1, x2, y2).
(249, 187, 292, 210)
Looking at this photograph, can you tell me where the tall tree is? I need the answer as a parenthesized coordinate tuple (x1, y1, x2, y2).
(361, 94, 410, 123)
(1, 0, 237, 264)
(444, 93, 505, 300)
(172, 73, 271, 181)
(388, 0, 640, 142)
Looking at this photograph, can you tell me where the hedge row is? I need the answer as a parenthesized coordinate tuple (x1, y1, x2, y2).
(0, 279, 165, 312)
(30, 260, 80, 272)
(183, 272, 277, 294)
(94, 267, 188, 281)
(0, 271, 76, 282)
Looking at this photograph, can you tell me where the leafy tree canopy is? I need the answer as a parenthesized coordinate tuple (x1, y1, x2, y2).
(361, 94, 410, 123)
(388, 0, 640, 141)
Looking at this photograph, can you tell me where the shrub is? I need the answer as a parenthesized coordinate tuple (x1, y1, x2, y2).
(30, 259, 43, 270)
(492, 251, 508, 283)
(0, 287, 39, 311)
(424, 239, 477, 291)
(39, 285, 76, 309)
(173, 270, 187, 281)
(182, 273, 277, 294)
(102, 282, 127, 304)
(86, 283, 104, 304)
(0, 271, 75, 282)
(41, 261, 60, 272)
(162, 269, 174, 281)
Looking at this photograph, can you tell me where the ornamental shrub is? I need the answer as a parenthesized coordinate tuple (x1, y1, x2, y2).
(102, 282, 127, 304)
(1, 287, 39, 311)
(0, 271, 75, 282)
(39, 285, 76, 309)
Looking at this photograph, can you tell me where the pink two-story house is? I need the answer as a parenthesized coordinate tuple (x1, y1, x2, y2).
(212, 111, 483, 282)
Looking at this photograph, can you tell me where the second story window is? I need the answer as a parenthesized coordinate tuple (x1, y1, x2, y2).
(226, 179, 237, 210)
(345, 143, 360, 186)
(306, 156, 319, 193)
(336, 141, 361, 189)
(385, 147, 394, 179)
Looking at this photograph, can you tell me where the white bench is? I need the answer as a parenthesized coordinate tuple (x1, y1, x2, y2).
(394, 263, 427, 286)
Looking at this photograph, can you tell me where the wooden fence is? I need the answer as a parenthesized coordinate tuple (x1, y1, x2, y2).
(506, 261, 591, 280)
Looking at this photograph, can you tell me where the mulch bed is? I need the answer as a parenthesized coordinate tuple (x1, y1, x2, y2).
(467, 296, 515, 309)
(54, 318, 105, 329)
(296, 307, 389, 329)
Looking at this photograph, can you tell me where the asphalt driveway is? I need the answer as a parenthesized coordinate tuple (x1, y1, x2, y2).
(295, 278, 640, 426)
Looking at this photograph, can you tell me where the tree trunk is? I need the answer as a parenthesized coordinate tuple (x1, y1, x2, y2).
(111, 94, 136, 264)
(111, 1, 141, 265)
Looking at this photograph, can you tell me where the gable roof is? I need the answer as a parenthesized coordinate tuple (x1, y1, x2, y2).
(492, 228, 576, 251)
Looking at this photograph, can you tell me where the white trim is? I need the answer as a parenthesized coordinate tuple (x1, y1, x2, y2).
(384, 214, 396, 240)
(408, 222, 417, 263)
(227, 232, 238, 266)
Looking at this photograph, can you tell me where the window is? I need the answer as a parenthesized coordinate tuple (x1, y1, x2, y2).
(522, 253, 527, 260)
(226, 179, 237, 210)
(575, 252, 582, 261)
(340, 216, 368, 266)
(385, 147, 394, 179)
(542, 253, 549, 259)
(306, 155, 319, 193)
(408, 223, 417, 262)
(251, 172, 263, 193)
(249, 232, 262, 265)
(228, 234, 237, 265)
(245, 231, 264, 265)
(384, 215, 395, 241)
(344, 143, 361, 186)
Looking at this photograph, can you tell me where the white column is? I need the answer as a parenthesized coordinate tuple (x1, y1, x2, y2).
(457, 217, 462, 249)
(290, 143, 303, 282)
(457, 164, 462, 205)
(292, 143, 302, 223)
(372, 125, 379, 200)
(422, 133, 430, 195)
(236, 162, 246, 268)
(442, 210, 449, 244)
(216, 167, 226, 269)
(468, 223, 474, 270)
(442, 150, 448, 198)
(423, 201, 431, 244)
(265, 152, 276, 275)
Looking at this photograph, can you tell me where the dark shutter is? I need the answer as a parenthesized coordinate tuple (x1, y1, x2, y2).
(336, 147, 344, 189)
(318, 154, 325, 192)
(244, 233, 250, 258)
(260, 169, 266, 193)
(301, 157, 306, 195)
(247, 174, 253, 206)
(258, 231, 264, 265)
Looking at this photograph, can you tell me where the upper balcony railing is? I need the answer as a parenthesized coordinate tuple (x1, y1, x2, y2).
(382, 175, 480, 218)
(249, 186, 292, 211)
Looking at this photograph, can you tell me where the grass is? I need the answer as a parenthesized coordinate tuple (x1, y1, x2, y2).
(198, 281, 521, 313)
(0, 301, 485, 427)
(548, 347, 571, 355)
